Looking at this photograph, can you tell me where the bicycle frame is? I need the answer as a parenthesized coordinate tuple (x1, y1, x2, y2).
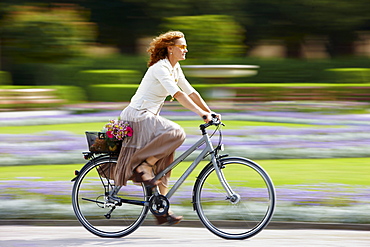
(153, 127, 236, 200)
(73, 120, 276, 240)
(73, 116, 276, 240)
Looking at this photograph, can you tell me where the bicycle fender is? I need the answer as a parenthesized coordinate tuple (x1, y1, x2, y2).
(192, 160, 213, 211)
(70, 155, 116, 182)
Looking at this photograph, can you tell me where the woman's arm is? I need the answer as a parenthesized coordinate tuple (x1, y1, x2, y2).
(174, 91, 221, 122)
(173, 91, 212, 122)
(188, 91, 221, 121)
(188, 91, 212, 113)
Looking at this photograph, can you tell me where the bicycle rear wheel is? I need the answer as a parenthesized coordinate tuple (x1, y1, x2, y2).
(193, 157, 276, 240)
(72, 156, 149, 238)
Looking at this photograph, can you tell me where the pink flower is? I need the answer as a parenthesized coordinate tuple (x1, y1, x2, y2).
(106, 131, 114, 138)
(125, 126, 133, 137)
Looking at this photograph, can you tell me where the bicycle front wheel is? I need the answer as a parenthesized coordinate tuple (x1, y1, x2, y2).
(72, 157, 149, 238)
(193, 157, 276, 240)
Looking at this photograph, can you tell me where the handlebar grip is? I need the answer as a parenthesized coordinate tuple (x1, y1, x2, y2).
(199, 117, 224, 135)
(203, 114, 217, 120)
(200, 113, 222, 130)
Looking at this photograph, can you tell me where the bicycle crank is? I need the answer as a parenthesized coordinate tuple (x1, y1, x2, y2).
(149, 194, 169, 216)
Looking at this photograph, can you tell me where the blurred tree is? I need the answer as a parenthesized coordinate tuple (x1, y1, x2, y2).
(142, 0, 245, 19)
(10, 0, 246, 53)
(0, 4, 96, 84)
(78, 0, 156, 54)
(1, 0, 248, 56)
(162, 15, 247, 60)
(1, 4, 96, 63)
(246, 0, 370, 58)
(80, 0, 246, 53)
(2, 0, 369, 62)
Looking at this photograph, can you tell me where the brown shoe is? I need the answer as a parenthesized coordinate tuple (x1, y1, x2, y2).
(154, 213, 183, 226)
(132, 161, 160, 186)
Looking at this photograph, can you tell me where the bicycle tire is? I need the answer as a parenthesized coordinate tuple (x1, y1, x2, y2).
(72, 156, 149, 238)
(193, 157, 276, 240)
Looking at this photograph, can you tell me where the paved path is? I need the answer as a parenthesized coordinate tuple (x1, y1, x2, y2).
(0, 226, 369, 247)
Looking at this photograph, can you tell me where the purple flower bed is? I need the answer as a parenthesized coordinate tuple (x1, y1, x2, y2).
(1, 104, 370, 164)
(1, 178, 369, 222)
(1, 178, 369, 207)
(0, 131, 86, 165)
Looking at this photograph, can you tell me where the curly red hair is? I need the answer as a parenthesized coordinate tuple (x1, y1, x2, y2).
(147, 31, 184, 67)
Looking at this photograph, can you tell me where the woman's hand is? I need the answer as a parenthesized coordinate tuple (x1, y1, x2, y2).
(201, 112, 212, 123)
(213, 113, 221, 121)
(201, 112, 221, 123)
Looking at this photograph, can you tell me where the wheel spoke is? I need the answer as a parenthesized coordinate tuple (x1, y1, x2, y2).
(81, 197, 105, 205)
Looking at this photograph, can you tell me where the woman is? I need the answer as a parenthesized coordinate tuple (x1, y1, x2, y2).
(116, 31, 220, 225)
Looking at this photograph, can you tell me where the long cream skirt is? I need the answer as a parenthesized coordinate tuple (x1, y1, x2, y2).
(114, 106, 186, 186)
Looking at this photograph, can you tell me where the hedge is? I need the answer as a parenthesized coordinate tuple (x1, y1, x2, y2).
(86, 83, 370, 102)
(6, 54, 370, 87)
(87, 84, 138, 102)
(77, 69, 141, 87)
(325, 68, 370, 84)
(181, 57, 370, 84)
(0, 71, 12, 85)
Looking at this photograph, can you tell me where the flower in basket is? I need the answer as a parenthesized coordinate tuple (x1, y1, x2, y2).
(98, 119, 133, 152)
(102, 119, 133, 141)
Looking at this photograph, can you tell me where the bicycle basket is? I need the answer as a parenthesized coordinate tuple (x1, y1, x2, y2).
(85, 131, 122, 153)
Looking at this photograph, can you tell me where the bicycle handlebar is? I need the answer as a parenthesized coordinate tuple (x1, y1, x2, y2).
(200, 114, 223, 131)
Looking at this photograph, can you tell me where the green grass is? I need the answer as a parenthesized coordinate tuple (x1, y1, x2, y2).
(260, 158, 370, 186)
(0, 122, 107, 135)
(1, 158, 369, 186)
(0, 164, 81, 181)
(0, 120, 327, 135)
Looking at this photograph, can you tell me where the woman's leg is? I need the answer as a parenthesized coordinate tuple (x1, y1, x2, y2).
(134, 156, 160, 185)
(158, 183, 168, 195)
(146, 156, 159, 166)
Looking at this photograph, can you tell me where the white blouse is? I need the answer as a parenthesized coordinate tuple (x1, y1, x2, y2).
(128, 58, 195, 115)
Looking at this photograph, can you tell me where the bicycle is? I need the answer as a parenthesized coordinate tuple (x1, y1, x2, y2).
(71, 116, 276, 240)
